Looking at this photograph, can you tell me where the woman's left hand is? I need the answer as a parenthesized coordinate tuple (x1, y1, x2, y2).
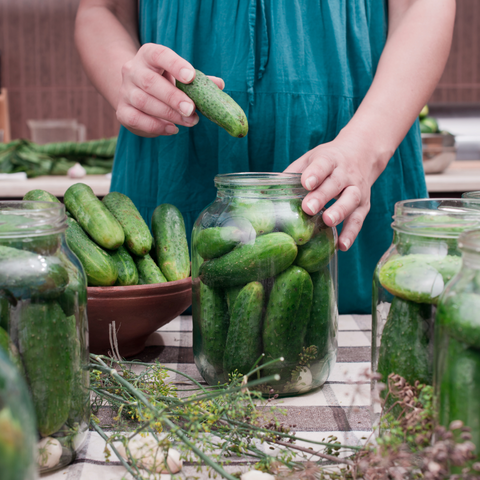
(285, 134, 387, 252)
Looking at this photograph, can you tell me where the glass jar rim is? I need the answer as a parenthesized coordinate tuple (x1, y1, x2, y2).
(214, 172, 303, 187)
(392, 198, 480, 238)
(458, 228, 480, 253)
(0, 201, 67, 238)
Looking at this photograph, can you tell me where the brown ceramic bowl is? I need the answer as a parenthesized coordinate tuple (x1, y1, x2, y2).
(87, 277, 192, 357)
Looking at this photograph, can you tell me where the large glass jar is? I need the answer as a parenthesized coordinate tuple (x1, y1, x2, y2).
(435, 229, 480, 457)
(0, 347, 37, 480)
(192, 173, 338, 396)
(0, 201, 89, 473)
(371, 199, 480, 411)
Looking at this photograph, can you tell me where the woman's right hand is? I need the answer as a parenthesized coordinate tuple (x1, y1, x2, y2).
(117, 43, 224, 137)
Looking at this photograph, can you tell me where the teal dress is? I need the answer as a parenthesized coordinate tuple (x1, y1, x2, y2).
(111, 0, 428, 314)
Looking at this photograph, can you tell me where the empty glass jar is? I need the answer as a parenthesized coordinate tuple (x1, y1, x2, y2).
(191, 173, 338, 396)
(0, 201, 89, 473)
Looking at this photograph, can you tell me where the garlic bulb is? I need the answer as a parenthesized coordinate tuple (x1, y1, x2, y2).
(67, 162, 86, 178)
(116, 436, 183, 474)
(37, 437, 63, 469)
(241, 470, 276, 480)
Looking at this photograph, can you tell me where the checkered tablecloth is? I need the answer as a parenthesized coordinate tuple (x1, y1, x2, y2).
(45, 314, 372, 480)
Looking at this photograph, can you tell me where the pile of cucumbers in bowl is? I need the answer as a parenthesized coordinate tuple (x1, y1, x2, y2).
(27, 184, 190, 286)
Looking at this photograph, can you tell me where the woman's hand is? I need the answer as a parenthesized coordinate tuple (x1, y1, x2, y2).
(117, 43, 225, 137)
(285, 132, 388, 252)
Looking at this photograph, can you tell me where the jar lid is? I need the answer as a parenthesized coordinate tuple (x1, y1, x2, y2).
(392, 198, 480, 239)
(458, 229, 480, 253)
(0, 201, 67, 239)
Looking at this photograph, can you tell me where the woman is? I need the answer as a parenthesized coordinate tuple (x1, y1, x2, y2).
(75, 0, 455, 313)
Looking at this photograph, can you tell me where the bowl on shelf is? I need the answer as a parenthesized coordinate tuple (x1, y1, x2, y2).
(87, 277, 192, 357)
(422, 132, 456, 174)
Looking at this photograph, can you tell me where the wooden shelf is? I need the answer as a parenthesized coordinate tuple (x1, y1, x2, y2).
(0, 88, 11, 143)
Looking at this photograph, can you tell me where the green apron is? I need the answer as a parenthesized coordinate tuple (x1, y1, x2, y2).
(111, 0, 428, 313)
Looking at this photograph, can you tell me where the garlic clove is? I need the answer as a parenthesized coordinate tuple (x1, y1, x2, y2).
(241, 470, 276, 480)
(163, 448, 182, 473)
(67, 162, 86, 179)
(37, 437, 63, 469)
(293, 366, 313, 393)
(115, 435, 165, 473)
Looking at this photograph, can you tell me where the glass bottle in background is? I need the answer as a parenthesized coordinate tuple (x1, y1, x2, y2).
(191, 173, 338, 396)
(371, 198, 480, 419)
(435, 228, 480, 458)
(0, 201, 89, 473)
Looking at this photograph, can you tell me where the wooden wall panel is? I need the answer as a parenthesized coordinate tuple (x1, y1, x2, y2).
(429, 0, 480, 104)
(0, 0, 119, 141)
(0, 0, 478, 142)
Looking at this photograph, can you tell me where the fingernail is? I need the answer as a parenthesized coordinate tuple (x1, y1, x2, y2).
(180, 68, 194, 83)
(305, 176, 318, 191)
(306, 199, 320, 215)
(165, 125, 179, 135)
(179, 102, 194, 117)
(325, 211, 338, 225)
(343, 238, 351, 250)
(184, 114, 199, 126)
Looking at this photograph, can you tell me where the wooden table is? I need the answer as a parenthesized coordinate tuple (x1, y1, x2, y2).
(425, 160, 480, 194)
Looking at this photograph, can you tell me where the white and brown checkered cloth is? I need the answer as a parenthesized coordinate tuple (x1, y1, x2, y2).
(45, 314, 372, 480)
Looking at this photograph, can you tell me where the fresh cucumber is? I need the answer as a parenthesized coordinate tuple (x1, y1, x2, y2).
(64, 183, 124, 250)
(65, 217, 118, 286)
(152, 204, 190, 281)
(228, 199, 276, 236)
(379, 254, 461, 304)
(275, 199, 315, 245)
(0, 245, 68, 299)
(102, 192, 153, 256)
(225, 285, 244, 314)
(57, 251, 87, 317)
(199, 232, 298, 288)
(23, 189, 60, 203)
(134, 253, 167, 284)
(0, 295, 9, 331)
(108, 245, 139, 286)
(436, 293, 480, 349)
(223, 282, 264, 376)
(198, 282, 229, 371)
(377, 296, 432, 385)
(294, 224, 335, 272)
(262, 266, 313, 379)
(195, 226, 245, 260)
(176, 69, 248, 138)
(18, 301, 76, 437)
(304, 267, 336, 361)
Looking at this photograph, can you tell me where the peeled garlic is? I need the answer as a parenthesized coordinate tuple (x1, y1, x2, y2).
(292, 366, 313, 393)
(116, 436, 182, 474)
(241, 470, 276, 480)
(67, 162, 86, 178)
(37, 437, 63, 469)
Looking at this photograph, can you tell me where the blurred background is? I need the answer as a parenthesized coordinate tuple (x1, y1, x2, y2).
(0, 0, 478, 196)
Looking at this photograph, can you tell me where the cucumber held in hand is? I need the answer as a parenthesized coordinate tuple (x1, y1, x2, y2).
(379, 253, 461, 304)
(18, 301, 76, 437)
(64, 183, 124, 250)
(65, 217, 118, 286)
(152, 204, 190, 281)
(0, 246, 68, 299)
(223, 282, 264, 376)
(102, 192, 153, 256)
(176, 69, 248, 138)
(199, 232, 298, 288)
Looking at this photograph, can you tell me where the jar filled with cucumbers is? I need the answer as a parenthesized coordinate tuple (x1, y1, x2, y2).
(371, 199, 480, 414)
(0, 201, 89, 473)
(435, 229, 480, 462)
(192, 173, 338, 396)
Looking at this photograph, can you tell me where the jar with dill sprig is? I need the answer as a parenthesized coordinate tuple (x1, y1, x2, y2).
(191, 173, 338, 396)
